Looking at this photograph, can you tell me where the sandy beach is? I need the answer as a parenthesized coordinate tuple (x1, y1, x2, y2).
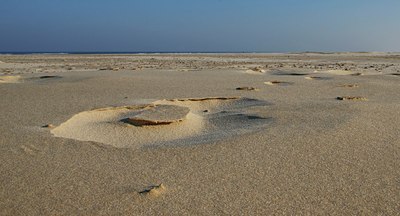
(1, 53, 399, 215)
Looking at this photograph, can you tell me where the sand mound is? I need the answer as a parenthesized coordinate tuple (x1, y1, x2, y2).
(0, 75, 22, 83)
(245, 67, 266, 74)
(322, 70, 354, 75)
(124, 105, 190, 126)
(51, 97, 272, 149)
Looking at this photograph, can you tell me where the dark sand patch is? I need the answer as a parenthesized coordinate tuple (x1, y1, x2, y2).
(236, 87, 259, 91)
(264, 81, 292, 86)
(304, 76, 331, 80)
(339, 84, 359, 88)
(336, 96, 368, 101)
(39, 75, 63, 79)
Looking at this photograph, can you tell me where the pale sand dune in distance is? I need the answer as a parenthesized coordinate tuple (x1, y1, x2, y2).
(245, 66, 266, 74)
(0, 75, 22, 83)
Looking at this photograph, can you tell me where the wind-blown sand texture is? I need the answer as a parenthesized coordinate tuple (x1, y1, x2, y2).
(1, 53, 400, 215)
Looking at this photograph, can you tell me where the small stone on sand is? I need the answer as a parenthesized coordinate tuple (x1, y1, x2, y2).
(42, 124, 55, 128)
(250, 67, 265, 73)
(139, 184, 166, 197)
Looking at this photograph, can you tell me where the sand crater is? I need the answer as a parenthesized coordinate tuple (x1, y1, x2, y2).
(51, 97, 272, 149)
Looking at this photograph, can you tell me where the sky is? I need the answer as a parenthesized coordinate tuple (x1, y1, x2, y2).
(0, 0, 399, 52)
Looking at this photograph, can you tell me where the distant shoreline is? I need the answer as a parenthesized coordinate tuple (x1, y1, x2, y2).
(0, 51, 398, 55)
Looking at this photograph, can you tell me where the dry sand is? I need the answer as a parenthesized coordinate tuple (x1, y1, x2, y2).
(0, 53, 400, 215)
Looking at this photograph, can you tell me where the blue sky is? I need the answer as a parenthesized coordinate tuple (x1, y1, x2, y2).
(0, 0, 399, 52)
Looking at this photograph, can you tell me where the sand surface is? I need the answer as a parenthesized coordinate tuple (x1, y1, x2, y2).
(1, 53, 399, 215)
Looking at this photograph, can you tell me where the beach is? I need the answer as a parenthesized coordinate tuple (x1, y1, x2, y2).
(1, 53, 399, 215)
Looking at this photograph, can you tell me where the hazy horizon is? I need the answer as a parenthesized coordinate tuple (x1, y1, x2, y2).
(1, 0, 400, 52)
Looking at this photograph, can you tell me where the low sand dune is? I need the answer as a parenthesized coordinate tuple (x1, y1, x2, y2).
(0, 75, 22, 83)
(322, 70, 355, 76)
(51, 97, 272, 149)
(0, 75, 64, 84)
(245, 67, 266, 74)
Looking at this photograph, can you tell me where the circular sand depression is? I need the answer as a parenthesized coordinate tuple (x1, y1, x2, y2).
(51, 97, 272, 149)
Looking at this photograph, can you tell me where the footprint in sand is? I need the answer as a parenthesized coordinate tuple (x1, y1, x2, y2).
(21, 145, 41, 155)
(51, 97, 272, 149)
